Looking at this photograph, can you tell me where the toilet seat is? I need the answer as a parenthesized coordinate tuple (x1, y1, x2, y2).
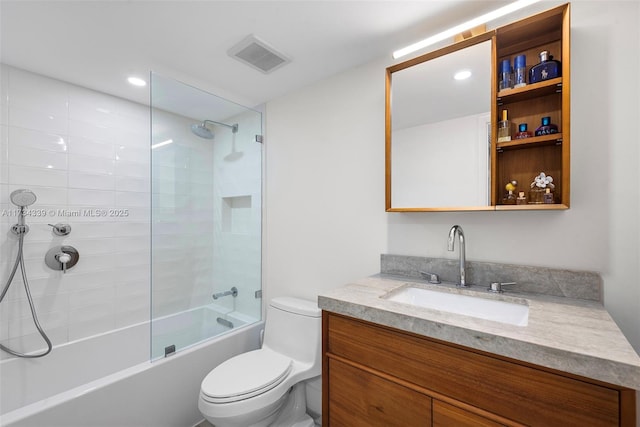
(201, 348, 292, 404)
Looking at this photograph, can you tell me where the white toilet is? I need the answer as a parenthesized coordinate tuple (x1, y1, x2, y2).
(198, 297, 322, 427)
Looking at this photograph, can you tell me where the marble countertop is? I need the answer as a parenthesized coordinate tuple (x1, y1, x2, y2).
(318, 274, 640, 390)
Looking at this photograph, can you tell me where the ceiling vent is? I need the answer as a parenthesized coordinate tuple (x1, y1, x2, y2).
(228, 35, 291, 74)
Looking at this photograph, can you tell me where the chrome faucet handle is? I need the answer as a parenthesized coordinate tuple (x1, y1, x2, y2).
(56, 252, 72, 273)
(488, 282, 516, 293)
(45, 245, 79, 273)
(419, 271, 441, 284)
(48, 223, 72, 236)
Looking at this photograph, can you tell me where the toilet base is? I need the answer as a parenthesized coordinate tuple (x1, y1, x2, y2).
(269, 383, 314, 427)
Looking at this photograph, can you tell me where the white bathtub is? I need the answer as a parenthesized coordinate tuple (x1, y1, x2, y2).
(0, 306, 262, 427)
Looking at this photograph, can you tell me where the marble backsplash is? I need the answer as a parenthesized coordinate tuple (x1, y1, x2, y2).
(381, 254, 602, 302)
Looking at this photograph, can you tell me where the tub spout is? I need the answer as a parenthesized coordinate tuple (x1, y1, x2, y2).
(212, 286, 238, 300)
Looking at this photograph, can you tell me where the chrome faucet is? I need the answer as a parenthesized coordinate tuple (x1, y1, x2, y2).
(212, 286, 238, 300)
(447, 225, 468, 287)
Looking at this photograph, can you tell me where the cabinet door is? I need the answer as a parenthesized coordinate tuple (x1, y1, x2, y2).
(328, 358, 431, 426)
(433, 400, 513, 427)
(326, 313, 624, 426)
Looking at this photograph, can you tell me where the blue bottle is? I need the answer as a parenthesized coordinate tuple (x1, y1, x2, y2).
(499, 59, 512, 90)
(529, 51, 561, 83)
(514, 55, 527, 88)
(535, 117, 558, 136)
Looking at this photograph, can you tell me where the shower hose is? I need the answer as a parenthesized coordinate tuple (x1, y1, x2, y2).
(0, 232, 52, 358)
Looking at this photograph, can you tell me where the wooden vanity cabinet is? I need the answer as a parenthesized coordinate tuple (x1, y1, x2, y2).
(322, 312, 636, 427)
(492, 4, 570, 209)
(328, 358, 432, 426)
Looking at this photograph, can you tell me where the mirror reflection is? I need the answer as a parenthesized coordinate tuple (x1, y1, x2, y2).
(388, 39, 492, 210)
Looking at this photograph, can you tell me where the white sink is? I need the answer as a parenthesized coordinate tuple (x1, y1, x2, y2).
(384, 286, 529, 326)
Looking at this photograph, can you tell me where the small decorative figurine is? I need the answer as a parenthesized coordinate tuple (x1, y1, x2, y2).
(503, 180, 518, 205)
(529, 172, 555, 204)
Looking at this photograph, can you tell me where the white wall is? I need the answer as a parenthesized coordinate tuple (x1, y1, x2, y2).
(0, 65, 150, 357)
(265, 1, 640, 352)
(264, 59, 388, 304)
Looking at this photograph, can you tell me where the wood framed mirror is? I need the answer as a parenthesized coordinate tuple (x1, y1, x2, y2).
(386, 33, 495, 212)
(386, 3, 570, 212)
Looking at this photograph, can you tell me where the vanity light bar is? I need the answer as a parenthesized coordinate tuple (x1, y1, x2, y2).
(392, 0, 540, 59)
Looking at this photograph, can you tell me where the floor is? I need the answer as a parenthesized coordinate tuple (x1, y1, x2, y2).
(196, 418, 321, 426)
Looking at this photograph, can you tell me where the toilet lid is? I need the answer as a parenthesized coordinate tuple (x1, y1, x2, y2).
(201, 348, 292, 403)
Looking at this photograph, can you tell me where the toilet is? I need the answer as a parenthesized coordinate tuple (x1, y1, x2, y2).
(198, 297, 322, 427)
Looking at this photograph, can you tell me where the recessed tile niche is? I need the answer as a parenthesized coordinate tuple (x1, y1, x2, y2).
(222, 195, 252, 234)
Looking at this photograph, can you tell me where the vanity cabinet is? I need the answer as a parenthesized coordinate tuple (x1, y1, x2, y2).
(322, 312, 636, 426)
(493, 4, 570, 209)
(328, 358, 432, 426)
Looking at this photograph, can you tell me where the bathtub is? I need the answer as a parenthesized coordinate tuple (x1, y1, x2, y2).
(0, 305, 262, 427)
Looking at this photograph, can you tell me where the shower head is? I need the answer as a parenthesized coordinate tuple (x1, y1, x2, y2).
(191, 123, 215, 139)
(191, 119, 239, 139)
(10, 189, 37, 207)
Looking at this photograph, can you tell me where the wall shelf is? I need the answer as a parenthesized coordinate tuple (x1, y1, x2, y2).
(492, 4, 570, 209)
(497, 133, 563, 150)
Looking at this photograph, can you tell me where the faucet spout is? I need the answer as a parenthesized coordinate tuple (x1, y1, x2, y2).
(447, 225, 467, 287)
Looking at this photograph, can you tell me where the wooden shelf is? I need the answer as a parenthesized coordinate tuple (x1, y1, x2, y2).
(497, 78, 562, 105)
(492, 3, 570, 209)
(495, 203, 569, 211)
(497, 133, 563, 150)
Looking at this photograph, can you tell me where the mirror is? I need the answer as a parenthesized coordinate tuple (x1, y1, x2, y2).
(386, 36, 493, 211)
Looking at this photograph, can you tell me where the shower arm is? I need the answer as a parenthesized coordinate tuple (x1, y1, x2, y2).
(202, 120, 239, 134)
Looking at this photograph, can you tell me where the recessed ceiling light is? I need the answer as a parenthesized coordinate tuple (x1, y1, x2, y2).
(454, 70, 472, 80)
(127, 76, 147, 87)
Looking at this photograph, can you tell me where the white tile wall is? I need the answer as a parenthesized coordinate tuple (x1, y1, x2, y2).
(0, 65, 262, 362)
(0, 65, 151, 358)
(150, 106, 262, 324)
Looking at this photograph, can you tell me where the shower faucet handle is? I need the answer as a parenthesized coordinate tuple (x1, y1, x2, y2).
(48, 223, 72, 236)
(56, 252, 72, 273)
(45, 245, 79, 274)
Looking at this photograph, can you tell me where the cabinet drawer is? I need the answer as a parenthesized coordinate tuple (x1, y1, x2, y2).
(326, 313, 625, 426)
(328, 357, 432, 426)
(433, 400, 507, 427)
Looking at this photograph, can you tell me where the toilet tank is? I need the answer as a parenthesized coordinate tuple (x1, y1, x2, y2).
(262, 297, 321, 366)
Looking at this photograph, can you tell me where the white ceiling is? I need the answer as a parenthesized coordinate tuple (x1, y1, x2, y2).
(0, 0, 511, 110)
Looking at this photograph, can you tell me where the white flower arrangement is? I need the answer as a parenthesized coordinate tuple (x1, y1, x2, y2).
(530, 172, 555, 189)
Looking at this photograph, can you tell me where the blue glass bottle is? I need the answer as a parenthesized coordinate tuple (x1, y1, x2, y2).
(499, 59, 512, 90)
(535, 117, 558, 136)
(513, 55, 527, 88)
(529, 51, 561, 83)
(515, 123, 533, 139)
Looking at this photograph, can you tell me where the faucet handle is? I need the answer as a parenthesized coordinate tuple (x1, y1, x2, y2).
(48, 223, 71, 236)
(419, 271, 441, 284)
(488, 282, 516, 293)
(55, 252, 72, 273)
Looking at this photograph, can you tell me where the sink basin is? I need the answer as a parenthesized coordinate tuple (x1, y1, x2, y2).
(384, 286, 529, 326)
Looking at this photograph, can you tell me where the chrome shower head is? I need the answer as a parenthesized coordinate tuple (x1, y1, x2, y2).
(191, 123, 214, 139)
(10, 189, 37, 207)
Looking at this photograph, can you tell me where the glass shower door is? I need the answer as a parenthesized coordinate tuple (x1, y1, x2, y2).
(150, 73, 262, 360)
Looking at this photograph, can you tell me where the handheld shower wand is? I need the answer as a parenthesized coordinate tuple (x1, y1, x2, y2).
(10, 189, 37, 236)
(1, 189, 52, 358)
